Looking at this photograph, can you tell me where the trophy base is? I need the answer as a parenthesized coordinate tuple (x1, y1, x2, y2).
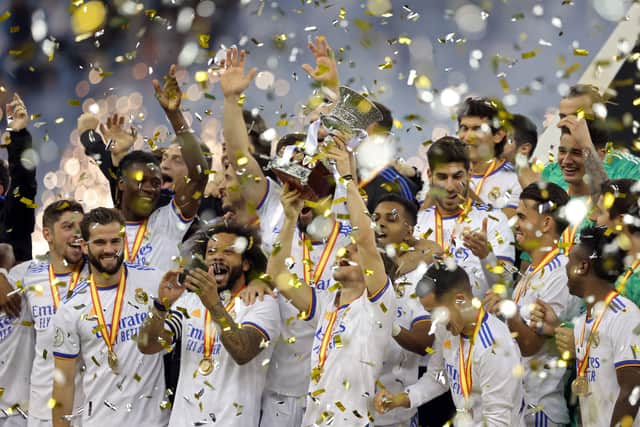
(272, 162, 334, 201)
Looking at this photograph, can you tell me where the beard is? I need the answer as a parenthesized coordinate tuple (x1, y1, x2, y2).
(88, 249, 124, 276)
(213, 263, 244, 292)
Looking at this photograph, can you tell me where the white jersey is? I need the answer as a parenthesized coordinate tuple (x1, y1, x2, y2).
(375, 268, 431, 426)
(302, 279, 396, 427)
(470, 161, 522, 210)
(7, 259, 89, 421)
(164, 290, 280, 427)
(512, 253, 572, 424)
(52, 265, 168, 427)
(573, 294, 640, 427)
(0, 265, 34, 420)
(257, 178, 355, 398)
(407, 313, 525, 426)
(414, 203, 515, 297)
(124, 198, 193, 272)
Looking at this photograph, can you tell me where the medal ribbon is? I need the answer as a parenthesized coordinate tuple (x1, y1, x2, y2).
(317, 307, 339, 370)
(302, 221, 341, 285)
(617, 259, 640, 295)
(513, 248, 560, 304)
(458, 306, 485, 399)
(576, 290, 617, 379)
(48, 262, 83, 310)
(560, 196, 591, 254)
(434, 200, 471, 253)
(88, 270, 127, 355)
(203, 287, 245, 360)
(473, 159, 503, 196)
(124, 220, 148, 263)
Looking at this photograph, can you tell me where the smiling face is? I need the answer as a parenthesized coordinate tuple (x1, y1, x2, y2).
(332, 243, 365, 286)
(204, 232, 249, 292)
(160, 144, 188, 192)
(119, 162, 162, 218)
(84, 221, 125, 275)
(43, 210, 84, 266)
(428, 162, 469, 214)
(457, 116, 501, 163)
(557, 133, 586, 185)
(514, 199, 550, 251)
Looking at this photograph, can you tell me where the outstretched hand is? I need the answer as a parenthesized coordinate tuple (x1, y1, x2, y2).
(99, 113, 137, 160)
(153, 64, 182, 112)
(463, 217, 490, 259)
(219, 47, 258, 99)
(6, 93, 28, 132)
(301, 36, 339, 93)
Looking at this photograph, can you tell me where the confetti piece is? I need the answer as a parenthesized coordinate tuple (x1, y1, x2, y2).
(199, 34, 210, 49)
(511, 12, 525, 21)
(573, 48, 589, 56)
(521, 50, 537, 59)
(0, 10, 10, 23)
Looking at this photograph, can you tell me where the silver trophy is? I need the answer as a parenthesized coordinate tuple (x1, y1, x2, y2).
(320, 86, 383, 150)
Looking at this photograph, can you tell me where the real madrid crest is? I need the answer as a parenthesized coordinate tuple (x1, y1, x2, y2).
(488, 186, 501, 202)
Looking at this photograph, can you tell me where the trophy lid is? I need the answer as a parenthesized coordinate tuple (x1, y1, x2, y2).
(321, 86, 384, 133)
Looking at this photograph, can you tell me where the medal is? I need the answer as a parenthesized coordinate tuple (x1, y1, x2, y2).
(134, 288, 148, 305)
(573, 291, 618, 397)
(198, 358, 214, 375)
(108, 350, 118, 371)
(571, 376, 589, 396)
(88, 271, 127, 373)
(458, 307, 485, 400)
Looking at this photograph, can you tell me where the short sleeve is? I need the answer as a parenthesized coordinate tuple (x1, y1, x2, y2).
(148, 200, 193, 243)
(366, 278, 397, 328)
(487, 211, 516, 264)
(240, 295, 281, 342)
(610, 307, 640, 370)
(519, 269, 571, 325)
(52, 303, 80, 359)
(6, 261, 32, 288)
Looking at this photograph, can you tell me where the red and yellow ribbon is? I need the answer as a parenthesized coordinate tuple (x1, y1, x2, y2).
(302, 221, 340, 285)
(124, 220, 148, 263)
(434, 201, 470, 253)
(576, 291, 617, 379)
(317, 308, 339, 371)
(513, 248, 560, 304)
(458, 306, 485, 399)
(48, 262, 83, 310)
(202, 287, 244, 361)
(473, 159, 503, 196)
(617, 259, 640, 295)
(88, 270, 127, 355)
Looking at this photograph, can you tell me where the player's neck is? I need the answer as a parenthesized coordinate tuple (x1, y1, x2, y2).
(119, 204, 149, 222)
(529, 237, 559, 267)
(229, 276, 247, 296)
(461, 307, 481, 336)
(49, 251, 77, 274)
(583, 282, 614, 318)
(337, 282, 364, 306)
(435, 200, 462, 217)
(471, 157, 497, 175)
(567, 181, 590, 198)
(91, 266, 124, 288)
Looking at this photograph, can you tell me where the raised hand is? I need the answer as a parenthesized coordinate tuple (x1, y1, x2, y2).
(184, 267, 221, 311)
(157, 270, 186, 307)
(6, 93, 28, 132)
(280, 184, 304, 221)
(322, 133, 353, 177)
(301, 36, 339, 92)
(483, 289, 503, 316)
(77, 112, 99, 135)
(557, 116, 594, 152)
(153, 64, 182, 112)
(99, 113, 137, 161)
(219, 47, 258, 99)
(463, 217, 490, 259)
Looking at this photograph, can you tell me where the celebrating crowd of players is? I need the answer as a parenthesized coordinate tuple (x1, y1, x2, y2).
(1, 38, 639, 427)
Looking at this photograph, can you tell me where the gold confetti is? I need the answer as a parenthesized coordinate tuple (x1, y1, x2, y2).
(499, 78, 510, 93)
(521, 50, 537, 59)
(55, 117, 64, 124)
(378, 57, 393, 70)
(199, 34, 210, 49)
(9, 26, 19, 33)
(398, 36, 412, 45)
(47, 398, 56, 408)
(68, 99, 81, 106)
(312, 388, 326, 397)
(335, 401, 346, 411)
(0, 10, 10, 23)
(339, 8, 347, 20)
(573, 48, 589, 56)
(195, 71, 208, 83)
(632, 97, 640, 106)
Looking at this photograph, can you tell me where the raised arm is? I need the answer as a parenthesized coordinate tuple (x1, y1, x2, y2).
(612, 367, 640, 426)
(137, 270, 185, 354)
(325, 139, 387, 296)
(1, 93, 36, 263)
(220, 48, 267, 207)
(301, 36, 340, 97)
(265, 186, 313, 313)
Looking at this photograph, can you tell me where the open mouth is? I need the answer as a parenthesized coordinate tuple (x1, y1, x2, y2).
(561, 166, 578, 175)
(68, 239, 82, 249)
(212, 262, 229, 282)
(162, 174, 174, 190)
(375, 230, 387, 239)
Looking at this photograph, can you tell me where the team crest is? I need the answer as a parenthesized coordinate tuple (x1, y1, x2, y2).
(53, 327, 64, 347)
(488, 186, 501, 202)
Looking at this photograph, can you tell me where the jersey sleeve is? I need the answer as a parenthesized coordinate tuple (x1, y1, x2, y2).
(6, 261, 32, 289)
(610, 305, 640, 370)
(506, 177, 522, 210)
(406, 332, 448, 408)
(366, 278, 397, 332)
(519, 268, 571, 325)
(302, 287, 332, 328)
(240, 295, 281, 342)
(487, 211, 515, 264)
(52, 302, 80, 359)
(148, 199, 194, 243)
(406, 296, 431, 330)
(477, 343, 523, 426)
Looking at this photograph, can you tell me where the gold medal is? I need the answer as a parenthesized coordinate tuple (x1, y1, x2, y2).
(108, 350, 118, 371)
(198, 358, 213, 376)
(571, 376, 589, 396)
(134, 288, 148, 305)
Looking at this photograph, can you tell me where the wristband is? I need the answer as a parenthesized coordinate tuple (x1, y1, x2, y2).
(153, 298, 168, 312)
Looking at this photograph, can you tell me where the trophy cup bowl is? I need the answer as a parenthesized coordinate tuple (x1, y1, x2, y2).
(270, 87, 383, 201)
